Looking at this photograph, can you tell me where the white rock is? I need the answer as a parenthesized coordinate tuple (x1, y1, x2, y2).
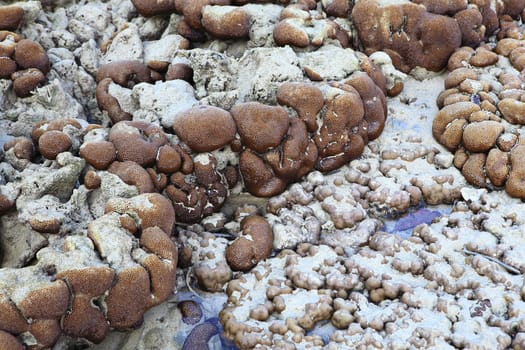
(143, 34, 189, 66)
(237, 46, 303, 103)
(460, 187, 487, 202)
(243, 4, 283, 48)
(102, 23, 143, 63)
(174, 48, 238, 100)
(132, 80, 197, 128)
(78, 39, 101, 75)
(74, 3, 112, 33)
(299, 45, 360, 81)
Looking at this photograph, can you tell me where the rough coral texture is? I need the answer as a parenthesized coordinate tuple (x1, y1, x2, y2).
(221, 190, 525, 349)
(0, 193, 177, 347)
(225, 214, 274, 271)
(92, 68, 386, 204)
(4, 1, 525, 349)
(273, 3, 349, 48)
(0, 8, 50, 98)
(432, 34, 525, 199)
(352, 0, 499, 73)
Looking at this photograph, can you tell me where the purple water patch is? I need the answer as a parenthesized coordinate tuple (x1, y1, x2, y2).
(306, 320, 334, 345)
(181, 316, 239, 350)
(182, 319, 219, 350)
(394, 208, 441, 232)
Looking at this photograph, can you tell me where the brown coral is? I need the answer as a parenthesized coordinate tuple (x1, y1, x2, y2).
(95, 61, 160, 124)
(165, 153, 229, 222)
(38, 130, 73, 160)
(13, 39, 50, 75)
(109, 121, 168, 167)
(226, 215, 273, 271)
(131, 0, 178, 17)
(352, 0, 462, 73)
(273, 4, 347, 48)
(276, 82, 324, 132)
(11, 68, 47, 98)
(173, 105, 236, 152)
(79, 141, 117, 170)
(0, 6, 24, 31)
(57, 267, 115, 343)
(201, 6, 251, 40)
(105, 193, 175, 234)
(231, 102, 290, 154)
(433, 47, 525, 198)
(3, 137, 34, 160)
(232, 100, 320, 197)
(108, 160, 155, 193)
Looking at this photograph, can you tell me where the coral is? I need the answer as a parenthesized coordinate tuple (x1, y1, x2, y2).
(432, 40, 525, 199)
(0, 186, 177, 346)
(0, 6, 24, 31)
(201, 6, 251, 40)
(173, 105, 237, 153)
(352, 0, 462, 73)
(226, 215, 273, 271)
(6, 1, 525, 349)
(179, 229, 233, 292)
(273, 3, 348, 48)
(220, 194, 525, 349)
(0, 7, 51, 98)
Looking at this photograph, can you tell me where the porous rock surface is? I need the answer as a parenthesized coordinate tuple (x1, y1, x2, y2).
(2, 1, 525, 350)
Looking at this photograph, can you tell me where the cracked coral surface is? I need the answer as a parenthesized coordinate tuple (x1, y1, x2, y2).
(6, 1, 525, 349)
(0, 193, 177, 348)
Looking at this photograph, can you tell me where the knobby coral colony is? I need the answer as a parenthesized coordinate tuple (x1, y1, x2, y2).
(1, 0, 525, 348)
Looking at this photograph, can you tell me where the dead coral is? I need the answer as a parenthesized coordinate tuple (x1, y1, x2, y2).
(0, 6, 24, 31)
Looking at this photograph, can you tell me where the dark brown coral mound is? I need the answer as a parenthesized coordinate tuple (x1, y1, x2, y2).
(226, 215, 274, 271)
(352, 0, 502, 73)
(0, 192, 178, 348)
(1, 34, 50, 97)
(0, 6, 51, 98)
(352, 0, 463, 73)
(93, 61, 387, 201)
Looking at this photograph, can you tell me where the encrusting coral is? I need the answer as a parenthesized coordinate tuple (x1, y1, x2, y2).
(432, 23, 525, 199)
(89, 58, 388, 208)
(0, 6, 51, 98)
(4, 1, 525, 349)
(0, 193, 178, 348)
(0, 2, 388, 346)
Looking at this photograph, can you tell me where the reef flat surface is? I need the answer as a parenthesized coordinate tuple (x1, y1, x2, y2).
(2, 1, 525, 350)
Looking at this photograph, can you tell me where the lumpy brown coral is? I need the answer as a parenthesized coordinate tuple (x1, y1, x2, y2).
(226, 215, 274, 271)
(0, 7, 52, 98)
(6, 1, 525, 349)
(352, 0, 500, 73)
(273, 2, 349, 48)
(94, 66, 387, 202)
(432, 35, 525, 199)
(0, 192, 178, 348)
